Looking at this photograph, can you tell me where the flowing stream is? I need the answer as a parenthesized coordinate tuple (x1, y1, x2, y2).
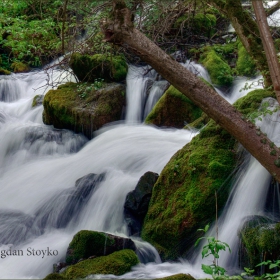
(0, 60, 279, 279)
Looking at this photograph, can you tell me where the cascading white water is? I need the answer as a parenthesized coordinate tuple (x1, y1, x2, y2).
(1, 52, 279, 279)
(0, 66, 198, 278)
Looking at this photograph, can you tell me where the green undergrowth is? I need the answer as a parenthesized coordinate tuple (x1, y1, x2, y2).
(145, 85, 202, 128)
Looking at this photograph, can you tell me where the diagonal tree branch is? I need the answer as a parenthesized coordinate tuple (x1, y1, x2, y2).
(101, 0, 280, 182)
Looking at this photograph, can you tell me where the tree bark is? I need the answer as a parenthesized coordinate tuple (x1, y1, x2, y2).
(252, 1, 280, 104)
(102, 0, 280, 182)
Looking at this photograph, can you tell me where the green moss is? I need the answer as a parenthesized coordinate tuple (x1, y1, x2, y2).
(66, 230, 116, 264)
(0, 67, 11, 75)
(43, 273, 66, 280)
(11, 62, 30, 73)
(193, 13, 216, 37)
(157, 273, 195, 280)
(63, 249, 139, 279)
(69, 53, 127, 83)
(233, 89, 275, 116)
(236, 42, 256, 77)
(240, 222, 280, 268)
(43, 82, 125, 139)
(145, 86, 202, 128)
(200, 50, 233, 86)
(142, 119, 236, 259)
(184, 113, 209, 130)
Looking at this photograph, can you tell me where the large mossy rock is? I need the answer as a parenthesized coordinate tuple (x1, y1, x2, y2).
(43, 82, 125, 139)
(64, 249, 139, 279)
(66, 230, 136, 265)
(44, 249, 139, 280)
(124, 171, 159, 236)
(145, 86, 202, 128)
(141, 120, 237, 260)
(69, 53, 127, 83)
(141, 88, 275, 260)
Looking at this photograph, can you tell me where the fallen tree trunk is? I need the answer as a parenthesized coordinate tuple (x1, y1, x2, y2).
(101, 0, 280, 182)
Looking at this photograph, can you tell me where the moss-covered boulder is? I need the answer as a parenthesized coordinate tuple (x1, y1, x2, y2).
(69, 53, 127, 83)
(141, 119, 236, 260)
(11, 61, 30, 73)
(200, 49, 233, 86)
(63, 249, 139, 279)
(141, 88, 275, 260)
(145, 86, 202, 128)
(44, 250, 139, 280)
(43, 82, 125, 139)
(236, 42, 256, 77)
(239, 217, 280, 271)
(157, 274, 195, 280)
(234, 89, 275, 117)
(66, 230, 136, 265)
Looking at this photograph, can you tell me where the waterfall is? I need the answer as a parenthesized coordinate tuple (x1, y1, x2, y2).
(0, 66, 197, 278)
(0, 54, 279, 279)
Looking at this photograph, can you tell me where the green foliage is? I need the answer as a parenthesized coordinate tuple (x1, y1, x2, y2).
(257, 260, 280, 279)
(195, 224, 231, 279)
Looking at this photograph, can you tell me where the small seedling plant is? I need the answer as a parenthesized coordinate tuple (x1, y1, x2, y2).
(195, 224, 231, 279)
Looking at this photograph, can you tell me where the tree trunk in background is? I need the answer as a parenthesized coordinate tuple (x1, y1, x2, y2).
(209, 0, 272, 87)
(252, 0, 280, 104)
(61, 0, 69, 54)
(102, 0, 280, 182)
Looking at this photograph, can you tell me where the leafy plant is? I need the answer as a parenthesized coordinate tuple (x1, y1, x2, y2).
(195, 224, 231, 279)
(93, 78, 104, 90)
(256, 260, 280, 279)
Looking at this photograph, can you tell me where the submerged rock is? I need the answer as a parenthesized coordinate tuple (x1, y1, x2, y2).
(145, 86, 202, 128)
(32, 94, 44, 107)
(66, 230, 136, 265)
(43, 82, 125, 139)
(34, 173, 105, 229)
(124, 171, 159, 236)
